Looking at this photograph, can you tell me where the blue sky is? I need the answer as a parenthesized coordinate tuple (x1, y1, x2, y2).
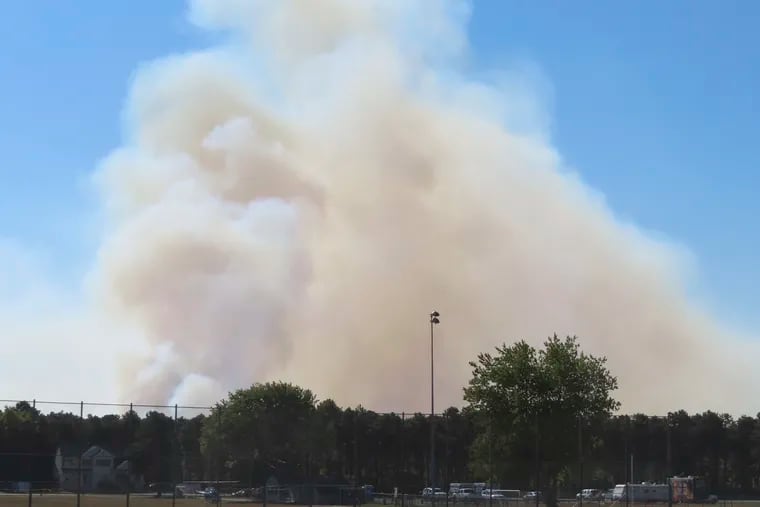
(2, 1, 759, 331)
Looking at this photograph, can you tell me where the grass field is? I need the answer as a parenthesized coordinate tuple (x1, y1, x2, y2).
(0, 495, 269, 507)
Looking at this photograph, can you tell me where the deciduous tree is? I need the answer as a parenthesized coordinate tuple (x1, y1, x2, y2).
(464, 335, 619, 505)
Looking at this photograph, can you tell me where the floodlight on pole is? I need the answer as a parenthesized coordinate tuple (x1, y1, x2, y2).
(430, 311, 440, 505)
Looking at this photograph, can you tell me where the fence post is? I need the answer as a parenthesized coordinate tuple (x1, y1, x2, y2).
(27, 452, 32, 507)
(444, 412, 450, 502)
(78, 401, 83, 507)
(127, 403, 132, 507)
(354, 412, 359, 488)
(667, 415, 673, 507)
(578, 416, 583, 507)
(534, 413, 539, 507)
(401, 412, 406, 493)
(30, 400, 36, 507)
(489, 416, 493, 507)
(216, 406, 221, 507)
(309, 451, 314, 507)
(624, 423, 629, 507)
(172, 404, 178, 507)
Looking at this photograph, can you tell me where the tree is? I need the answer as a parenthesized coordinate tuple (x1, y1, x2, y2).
(464, 335, 619, 505)
(177, 414, 205, 481)
(201, 382, 317, 483)
(128, 411, 178, 483)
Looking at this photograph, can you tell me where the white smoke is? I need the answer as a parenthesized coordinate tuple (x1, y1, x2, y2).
(81, 0, 760, 413)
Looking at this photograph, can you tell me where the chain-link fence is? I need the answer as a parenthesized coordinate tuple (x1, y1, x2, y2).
(0, 400, 750, 507)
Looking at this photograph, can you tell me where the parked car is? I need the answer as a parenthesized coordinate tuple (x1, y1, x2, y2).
(455, 488, 477, 499)
(232, 488, 253, 497)
(576, 489, 602, 500)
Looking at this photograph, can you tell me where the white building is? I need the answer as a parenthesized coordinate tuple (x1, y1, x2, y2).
(54, 445, 142, 492)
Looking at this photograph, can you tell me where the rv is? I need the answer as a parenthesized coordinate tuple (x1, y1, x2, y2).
(612, 483, 670, 502)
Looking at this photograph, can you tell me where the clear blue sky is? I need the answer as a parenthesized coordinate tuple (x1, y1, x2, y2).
(2, 1, 759, 330)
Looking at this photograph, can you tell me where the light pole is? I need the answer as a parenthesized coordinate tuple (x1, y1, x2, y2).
(430, 311, 440, 505)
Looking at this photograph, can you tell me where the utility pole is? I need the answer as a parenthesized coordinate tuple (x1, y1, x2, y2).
(429, 311, 440, 506)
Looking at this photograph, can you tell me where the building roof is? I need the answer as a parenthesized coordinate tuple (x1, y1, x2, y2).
(58, 444, 114, 460)
(82, 446, 114, 459)
(115, 460, 131, 472)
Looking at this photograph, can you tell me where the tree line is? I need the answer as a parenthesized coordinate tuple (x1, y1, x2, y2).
(2, 336, 759, 499)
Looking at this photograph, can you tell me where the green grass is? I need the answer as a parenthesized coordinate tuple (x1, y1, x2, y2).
(0, 495, 283, 507)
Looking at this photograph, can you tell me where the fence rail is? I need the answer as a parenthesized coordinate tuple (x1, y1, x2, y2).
(0, 399, 754, 507)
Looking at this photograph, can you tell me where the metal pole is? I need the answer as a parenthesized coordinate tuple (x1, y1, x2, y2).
(489, 417, 493, 507)
(535, 413, 539, 507)
(578, 416, 583, 507)
(445, 413, 450, 502)
(30, 398, 36, 507)
(667, 416, 673, 507)
(216, 407, 221, 507)
(77, 401, 83, 507)
(353, 412, 359, 507)
(354, 412, 359, 487)
(401, 412, 406, 492)
(127, 403, 132, 507)
(27, 454, 32, 507)
(172, 404, 178, 507)
(666, 416, 672, 477)
(396, 414, 402, 494)
(429, 311, 439, 507)
(630, 454, 634, 505)
(624, 430, 629, 507)
(431, 317, 435, 507)
(308, 451, 313, 507)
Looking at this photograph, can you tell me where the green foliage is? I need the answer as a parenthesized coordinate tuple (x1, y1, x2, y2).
(464, 335, 620, 497)
(465, 335, 619, 421)
(200, 381, 318, 482)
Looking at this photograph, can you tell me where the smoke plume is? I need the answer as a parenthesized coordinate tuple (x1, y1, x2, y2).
(89, 0, 758, 413)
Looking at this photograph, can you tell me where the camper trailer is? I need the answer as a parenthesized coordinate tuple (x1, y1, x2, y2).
(612, 483, 670, 502)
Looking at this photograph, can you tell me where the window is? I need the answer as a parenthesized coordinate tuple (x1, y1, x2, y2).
(95, 459, 111, 467)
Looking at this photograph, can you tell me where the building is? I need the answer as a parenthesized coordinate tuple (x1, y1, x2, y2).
(54, 445, 143, 492)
